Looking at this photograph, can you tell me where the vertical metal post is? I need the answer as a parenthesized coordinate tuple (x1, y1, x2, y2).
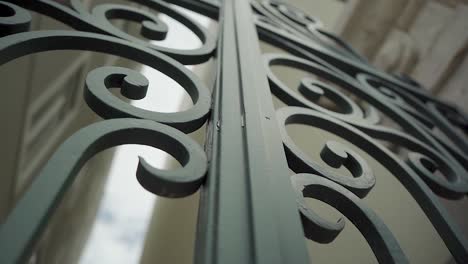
(195, 0, 310, 263)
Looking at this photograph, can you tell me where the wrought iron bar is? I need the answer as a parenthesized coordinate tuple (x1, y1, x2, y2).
(195, 0, 309, 263)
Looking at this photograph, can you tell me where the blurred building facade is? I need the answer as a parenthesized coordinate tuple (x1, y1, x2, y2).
(335, 0, 468, 113)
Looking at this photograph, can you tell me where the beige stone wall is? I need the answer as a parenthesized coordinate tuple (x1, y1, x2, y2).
(337, 0, 468, 113)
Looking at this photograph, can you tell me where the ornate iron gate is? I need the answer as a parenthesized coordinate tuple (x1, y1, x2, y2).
(0, 0, 467, 263)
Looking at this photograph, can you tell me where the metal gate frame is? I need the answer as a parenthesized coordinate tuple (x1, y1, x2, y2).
(0, 0, 467, 263)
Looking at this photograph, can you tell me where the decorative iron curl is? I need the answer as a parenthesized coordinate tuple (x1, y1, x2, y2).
(356, 73, 468, 192)
(257, 1, 468, 262)
(276, 108, 376, 198)
(341, 116, 468, 200)
(161, 0, 220, 20)
(0, 1, 31, 36)
(264, 53, 468, 199)
(84, 65, 210, 132)
(433, 103, 468, 134)
(254, 1, 449, 110)
(292, 173, 408, 264)
(276, 107, 468, 262)
(0, 29, 211, 132)
(263, 0, 322, 31)
(264, 53, 380, 125)
(0, 118, 207, 264)
(426, 102, 468, 155)
(13, 0, 217, 64)
(254, 0, 366, 63)
(367, 73, 468, 160)
(0, 3, 213, 263)
(90, 3, 169, 41)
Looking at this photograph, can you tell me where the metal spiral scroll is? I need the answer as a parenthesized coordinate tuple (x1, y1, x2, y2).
(255, 0, 468, 263)
(0, 0, 216, 263)
(13, 0, 217, 64)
